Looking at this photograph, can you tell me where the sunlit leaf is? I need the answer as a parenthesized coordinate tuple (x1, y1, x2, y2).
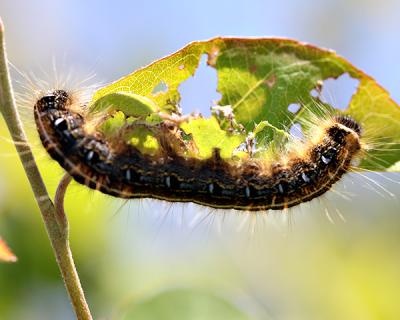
(92, 38, 400, 170)
(180, 117, 245, 159)
(90, 92, 159, 117)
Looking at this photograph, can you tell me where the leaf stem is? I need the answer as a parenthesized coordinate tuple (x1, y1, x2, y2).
(54, 174, 72, 238)
(0, 17, 93, 320)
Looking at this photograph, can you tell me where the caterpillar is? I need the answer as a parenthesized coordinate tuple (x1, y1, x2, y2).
(33, 89, 365, 211)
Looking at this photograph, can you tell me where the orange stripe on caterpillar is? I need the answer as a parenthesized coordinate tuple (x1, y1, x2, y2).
(34, 90, 363, 211)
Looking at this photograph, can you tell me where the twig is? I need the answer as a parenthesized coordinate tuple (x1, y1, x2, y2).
(0, 17, 93, 320)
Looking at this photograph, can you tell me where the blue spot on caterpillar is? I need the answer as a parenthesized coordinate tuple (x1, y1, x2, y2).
(34, 90, 364, 211)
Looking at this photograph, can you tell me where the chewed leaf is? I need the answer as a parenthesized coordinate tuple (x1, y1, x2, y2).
(99, 111, 129, 136)
(89, 92, 159, 117)
(180, 117, 245, 159)
(127, 126, 160, 156)
(91, 37, 400, 170)
(93, 41, 212, 113)
(0, 237, 17, 263)
(253, 120, 291, 139)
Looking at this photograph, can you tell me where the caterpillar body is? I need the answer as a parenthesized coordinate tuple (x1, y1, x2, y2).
(34, 90, 363, 211)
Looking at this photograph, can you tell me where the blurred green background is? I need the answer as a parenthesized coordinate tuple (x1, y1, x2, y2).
(0, 1, 400, 319)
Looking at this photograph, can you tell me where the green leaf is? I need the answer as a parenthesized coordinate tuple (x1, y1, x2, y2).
(253, 120, 291, 139)
(121, 289, 252, 320)
(126, 126, 160, 156)
(93, 41, 212, 113)
(180, 117, 245, 159)
(90, 92, 159, 117)
(98, 111, 129, 136)
(91, 37, 400, 170)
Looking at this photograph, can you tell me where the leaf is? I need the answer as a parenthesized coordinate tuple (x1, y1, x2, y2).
(388, 161, 400, 172)
(0, 237, 17, 263)
(90, 92, 159, 117)
(180, 117, 245, 159)
(253, 120, 291, 139)
(91, 37, 400, 171)
(121, 289, 252, 320)
(99, 111, 130, 136)
(126, 126, 160, 156)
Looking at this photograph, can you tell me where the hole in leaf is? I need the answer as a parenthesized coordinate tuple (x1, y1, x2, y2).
(152, 81, 168, 95)
(288, 103, 301, 113)
(313, 73, 360, 110)
(289, 123, 304, 140)
(310, 89, 319, 98)
(179, 54, 221, 117)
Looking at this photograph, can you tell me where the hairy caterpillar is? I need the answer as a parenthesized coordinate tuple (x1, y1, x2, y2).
(33, 89, 365, 211)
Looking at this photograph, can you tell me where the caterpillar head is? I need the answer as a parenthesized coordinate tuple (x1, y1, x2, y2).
(35, 90, 70, 112)
(327, 115, 362, 154)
